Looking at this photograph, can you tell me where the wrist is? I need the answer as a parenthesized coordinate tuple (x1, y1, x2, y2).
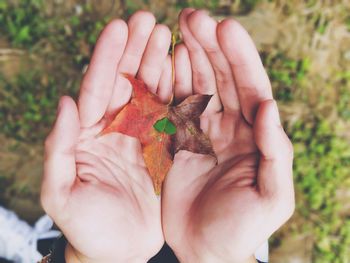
(65, 243, 84, 263)
(175, 249, 256, 263)
(65, 242, 149, 263)
(244, 256, 259, 263)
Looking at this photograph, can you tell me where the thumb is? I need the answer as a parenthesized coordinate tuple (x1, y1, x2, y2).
(254, 100, 294, 206)
(41, 96, 80, 213)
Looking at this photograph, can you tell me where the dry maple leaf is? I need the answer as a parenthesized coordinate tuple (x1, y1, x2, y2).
(101, 73, 216, 194)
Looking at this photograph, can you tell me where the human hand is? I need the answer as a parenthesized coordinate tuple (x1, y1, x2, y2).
(41, 11, 174, 263)
(162, 9, 295, 263)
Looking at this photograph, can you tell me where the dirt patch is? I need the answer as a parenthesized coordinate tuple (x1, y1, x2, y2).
(0, 133, 44, 224)
(270, 233, 314, 263)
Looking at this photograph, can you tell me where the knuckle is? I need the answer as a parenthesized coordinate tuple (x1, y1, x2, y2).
(272, 191, 295, 222)
(218, 18, 241, 34)
(175, 43, 188, 56)
(44, 136, 50, 148)
(40, 186, 52, 214)
(281, 200, 295, 224)
(285, 138, 294, 158)
(44, 134, 58, 158)
(155, 24, 171, 37)
(133, 10, 155, 24)
(277, 131, 294, 160)
(108, 18, 127, 30)
(40, 183, 63, 219)
(44, 135, 52, 153)
(286, 199, 296, 219)
(280, 192, 295, 221)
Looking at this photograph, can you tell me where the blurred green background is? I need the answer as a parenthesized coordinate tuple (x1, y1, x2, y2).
(0, 0, 349, 262)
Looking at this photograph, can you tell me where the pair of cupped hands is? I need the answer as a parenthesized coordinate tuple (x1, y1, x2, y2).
(41, 8, 295, 263)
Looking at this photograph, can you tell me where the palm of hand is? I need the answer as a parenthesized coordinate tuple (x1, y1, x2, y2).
(58, 130, 161, 261)
(193, 112, 260, 246)
(164, 111, 263, 261)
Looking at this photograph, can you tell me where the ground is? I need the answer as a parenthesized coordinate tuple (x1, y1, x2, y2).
(0, 0, 349, 262)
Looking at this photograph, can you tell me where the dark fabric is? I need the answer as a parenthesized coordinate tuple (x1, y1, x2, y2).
(0, 258, 12, 263)
(50, 235, 67, 263)
(0, 237, 266, 263)
(38, 238, 55, 256)
(40, 238, 180, 262)
(148, 243, 179, 263)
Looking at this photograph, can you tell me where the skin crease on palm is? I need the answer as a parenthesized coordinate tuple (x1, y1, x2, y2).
(41, 8, 295, 263)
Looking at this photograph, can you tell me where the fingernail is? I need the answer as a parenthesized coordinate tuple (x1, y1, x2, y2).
(272, 100, 281, 126)
(201, 9, 210, 15)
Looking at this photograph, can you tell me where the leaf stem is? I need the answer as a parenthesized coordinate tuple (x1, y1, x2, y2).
(171, 32, 176, 88)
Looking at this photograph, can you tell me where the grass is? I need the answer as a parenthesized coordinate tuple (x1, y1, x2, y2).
(0, 0, 349, 261)
(0, 70, 60, 141)
(263, 52, 310, 102)
(337, 71, 350, 120)
(288, 119, 350, 262)
(0, 0, 48, 47)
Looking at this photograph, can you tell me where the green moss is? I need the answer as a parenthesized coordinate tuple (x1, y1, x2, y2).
(0, 0, 47, 47)
(0, 70, 78, 142)
(0, 71, 53, 141)
(263, 53, 310, 102)
(336, 71, 350, 120)
(287, 118, 350, 260)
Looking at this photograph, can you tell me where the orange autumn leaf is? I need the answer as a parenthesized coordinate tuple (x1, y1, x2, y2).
(101, 73, 216, 194)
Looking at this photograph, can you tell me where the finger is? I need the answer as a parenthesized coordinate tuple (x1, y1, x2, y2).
(107, 11, 156, 115)
(254, 100, 294, 214)
(78, 19, 128, 128)
(174, 43, 192, 102)
(217, 19, 272, 124)
(42, 96, 80, 213)
(187, 10, 239, 112)
(158, 55, 173, 103)
(179, 8, 222, 113)
(137, 24, 172, 94)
